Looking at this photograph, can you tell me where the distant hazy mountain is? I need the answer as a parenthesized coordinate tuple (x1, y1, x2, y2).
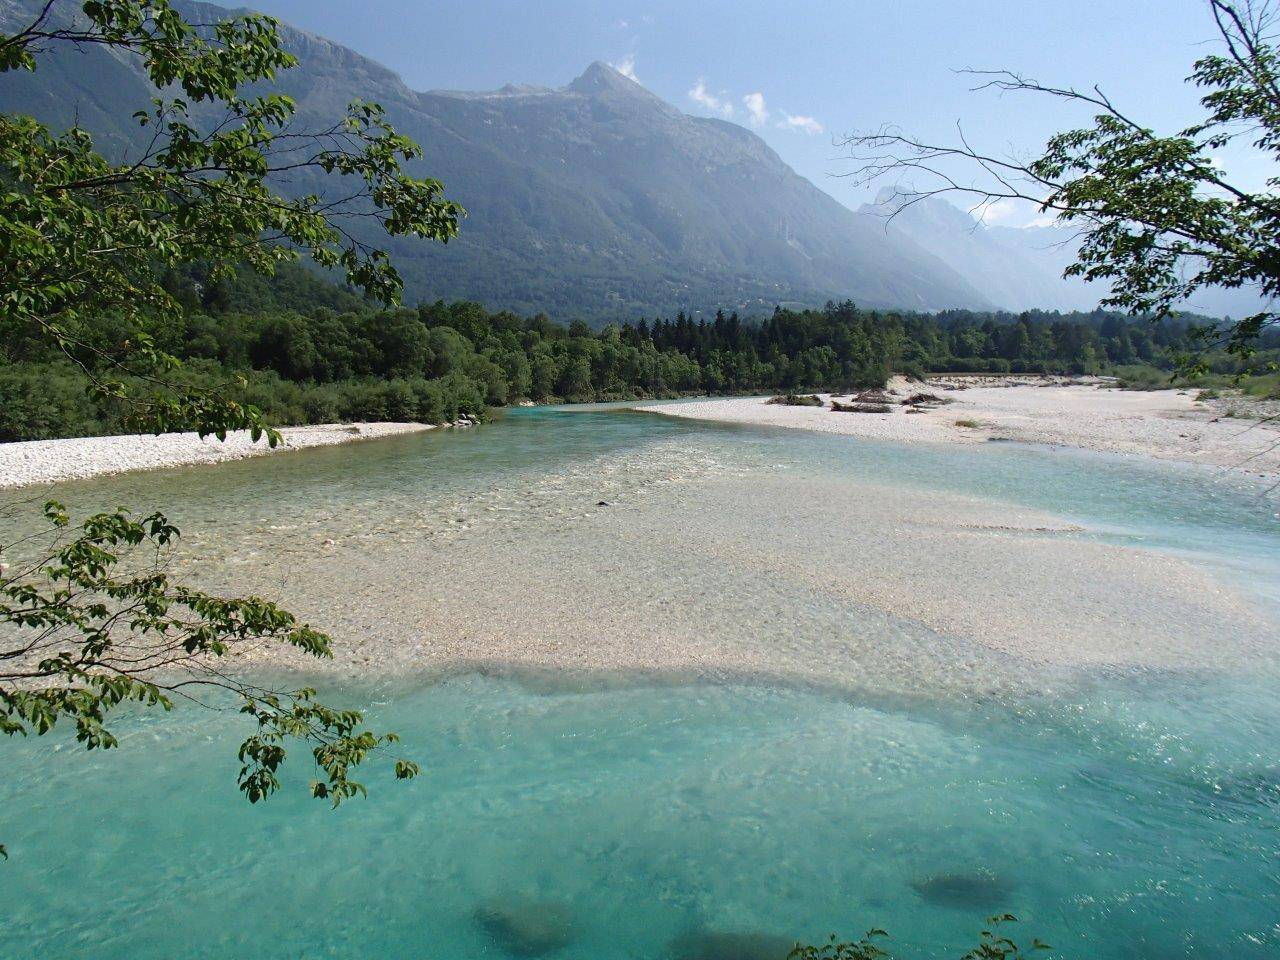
(859, 190, 1100, 312)
(865, 189, 1269, 319)
(0, 0, 995, 321)
(991, 221, 1270, 320)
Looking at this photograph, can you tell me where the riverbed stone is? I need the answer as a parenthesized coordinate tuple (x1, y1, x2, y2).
(474, 897, 577, 956)
(910, 870, 1014, 909)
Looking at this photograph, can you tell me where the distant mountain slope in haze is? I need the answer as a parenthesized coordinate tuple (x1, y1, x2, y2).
(987, 222, 1271, 321)
(0, 0, 994, 321)
(864, 189, 1270, 320)
(861, 190, 1104, 312)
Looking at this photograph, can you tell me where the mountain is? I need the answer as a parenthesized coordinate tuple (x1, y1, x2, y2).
(864, 189, 1270, 319)
(860, 190, 1103, 312)
(14, 2, 1255, 323)
(0, 0, 994, 321)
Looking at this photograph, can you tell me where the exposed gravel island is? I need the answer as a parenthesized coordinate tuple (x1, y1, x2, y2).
(0, 422, 436, 488)
(638, 377, 1280, 481)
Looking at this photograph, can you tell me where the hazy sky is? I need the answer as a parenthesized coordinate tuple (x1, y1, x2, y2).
(245, 0, 1265, 224)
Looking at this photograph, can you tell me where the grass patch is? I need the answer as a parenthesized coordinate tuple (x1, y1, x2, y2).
(955, 418, 982, 429)
(1110, 363, 1280, 400)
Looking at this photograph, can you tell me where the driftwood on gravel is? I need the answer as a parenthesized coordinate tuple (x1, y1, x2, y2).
(830, 399, 893, 413)
(852, 389, 894, 405)
(766, 393, 824, 407)
(903, 392, 953, 407)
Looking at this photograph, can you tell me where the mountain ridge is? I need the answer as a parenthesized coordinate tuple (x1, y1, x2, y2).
(0, 0, 998, 320)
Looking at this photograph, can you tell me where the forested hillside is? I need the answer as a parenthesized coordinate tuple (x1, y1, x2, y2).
(0, 264, 1257, 442)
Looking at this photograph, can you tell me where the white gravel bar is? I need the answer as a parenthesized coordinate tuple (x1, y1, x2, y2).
(0, 422, 435, 489)
(639, 377, 1280, 481)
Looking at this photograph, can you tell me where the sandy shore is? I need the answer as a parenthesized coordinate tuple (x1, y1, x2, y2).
(0, 422, 435, 488)
(638, 378, 1280, 480)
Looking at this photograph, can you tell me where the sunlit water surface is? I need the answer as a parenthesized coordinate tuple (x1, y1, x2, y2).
(2, 405, 1279, 959)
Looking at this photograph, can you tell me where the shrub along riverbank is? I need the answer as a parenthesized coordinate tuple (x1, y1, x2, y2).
(1, 264, 1272, 442)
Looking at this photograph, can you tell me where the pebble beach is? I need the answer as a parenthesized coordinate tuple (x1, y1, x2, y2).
(0, 422, 436, 489)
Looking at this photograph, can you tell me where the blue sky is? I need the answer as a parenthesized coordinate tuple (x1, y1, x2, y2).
(246, 0, 1262, 224)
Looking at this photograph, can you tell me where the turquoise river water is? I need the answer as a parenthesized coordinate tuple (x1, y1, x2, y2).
(2, 404, 1279, 959)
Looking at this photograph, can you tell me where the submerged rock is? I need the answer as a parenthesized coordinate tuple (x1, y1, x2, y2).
(911, 870, 1014, 909)
(1209, 767, 1280, 809)
(474, 898, 577, 956)
(670, 930, 798, 960)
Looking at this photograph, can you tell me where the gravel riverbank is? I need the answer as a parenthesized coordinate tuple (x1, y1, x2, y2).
(0, 422, 435, 488)
(638, 377, 1280, 482)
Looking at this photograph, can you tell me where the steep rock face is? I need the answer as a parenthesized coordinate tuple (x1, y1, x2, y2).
(0, 1, 991, 320)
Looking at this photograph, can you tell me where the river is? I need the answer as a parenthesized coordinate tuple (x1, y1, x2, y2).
(2, 404, 1278, 959)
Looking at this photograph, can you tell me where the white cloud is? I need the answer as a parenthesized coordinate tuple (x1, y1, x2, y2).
(688, 78, 735, 118)
(778, 113, 824, 135)
(612, 54, 639, 82)
(742, 91, 769, 127)
(975, 198, 1019, 225)
(972, 197, 1059, 229)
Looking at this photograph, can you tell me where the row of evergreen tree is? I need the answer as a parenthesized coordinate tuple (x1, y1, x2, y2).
(0, 265, 1262, 441)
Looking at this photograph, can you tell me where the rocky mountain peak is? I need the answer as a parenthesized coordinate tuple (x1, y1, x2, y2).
(567, 61, 645, 96)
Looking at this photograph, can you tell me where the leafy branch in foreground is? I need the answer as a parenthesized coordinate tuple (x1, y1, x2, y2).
(0, 0, 463, 439)
(789, 929, 890, 960)
(840, 0, 1279, 375)
(0, 0, 457, 855)
(0, 501, 419, 857)
(788, 916, 1051, 960)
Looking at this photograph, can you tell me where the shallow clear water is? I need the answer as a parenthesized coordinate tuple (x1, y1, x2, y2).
(2, 406, 1279, 959)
